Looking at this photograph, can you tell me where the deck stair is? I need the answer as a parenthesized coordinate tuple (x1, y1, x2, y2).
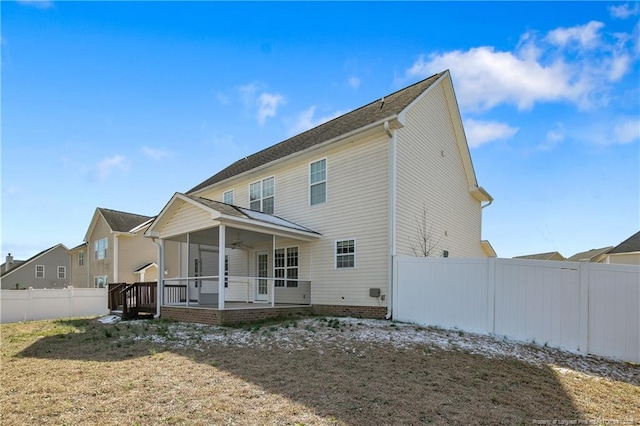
(108, 282, 157, 320)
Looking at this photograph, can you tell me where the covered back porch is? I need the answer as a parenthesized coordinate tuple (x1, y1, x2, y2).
(147, 193, 321, 321)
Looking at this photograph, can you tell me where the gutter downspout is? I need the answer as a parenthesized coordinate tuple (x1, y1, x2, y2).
(481, 200, 493, 209)
(384, 120, 396, 320)
(113, 233, 119, 283)
(151, 237, 164, 319)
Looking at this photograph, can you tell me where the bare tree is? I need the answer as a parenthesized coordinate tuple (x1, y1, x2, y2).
(408, 204, 440, 257)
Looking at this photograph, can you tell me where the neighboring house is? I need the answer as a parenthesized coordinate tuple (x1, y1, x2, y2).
(566, 247, 612, 263)
(1, 254, 25, 274)
(71, 207, 180, 288)
(145, 70, 493, 323)
(513, 252, 565, 261)
(0, 244, 71, 290)
(603, 231, 640, 265)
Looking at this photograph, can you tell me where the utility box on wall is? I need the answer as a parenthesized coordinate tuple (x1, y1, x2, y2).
(369, 288, 381, 298)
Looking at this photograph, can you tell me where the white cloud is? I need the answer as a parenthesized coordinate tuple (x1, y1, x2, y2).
(464, 119, 519, 148)
(16, 0, 53, 9)
(405, 21, 637, 113)
(92, 155, 129, 182)
(347, 76, 361, 89)
(546, 21, 604, 49)
(256, 92, 285, 126)
(538, 128, 565, 151)
(288, 106, 346, 136)
(609, 3, 640, 19)
(237, 83, 285, 125)
(141, 146, 172, 161)
(613, 118, 640, 144)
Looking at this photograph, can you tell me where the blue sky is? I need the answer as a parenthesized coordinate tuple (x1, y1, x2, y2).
(1, 1, 639, 261)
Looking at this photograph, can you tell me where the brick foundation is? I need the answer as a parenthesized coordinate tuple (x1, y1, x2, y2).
(311, 304, 387, 319)
(161, 304, 386, 326)
(161, 305, 312, 326)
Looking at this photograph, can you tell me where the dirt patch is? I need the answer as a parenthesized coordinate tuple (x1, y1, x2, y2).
(1, 317, 638, 425)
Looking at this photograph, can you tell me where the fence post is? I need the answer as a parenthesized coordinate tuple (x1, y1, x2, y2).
(69, 287, 75, 319)
(27, 288, 33, 322)
(487, 257, 496, 334)
(578, 260, 589, 355)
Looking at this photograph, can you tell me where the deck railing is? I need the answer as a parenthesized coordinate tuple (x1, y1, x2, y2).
(109, 281, 157, 319)
(162, 276, 311, 308)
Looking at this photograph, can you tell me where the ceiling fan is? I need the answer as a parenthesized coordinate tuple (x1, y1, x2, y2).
(230, 232, 253, 250)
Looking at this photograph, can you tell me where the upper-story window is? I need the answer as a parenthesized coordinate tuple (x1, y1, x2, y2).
(95, 237, 108, 260)
(310, 159, 327, 205)
(223, 190, 234, 205)
(78, 251, 85, 267)
(249, 177, 274, 214)
(57, 266, 66, 279)
(35, 265, 45, 278)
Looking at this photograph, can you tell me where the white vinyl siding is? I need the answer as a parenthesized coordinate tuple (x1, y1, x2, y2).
(35, 265, 45, 278)
(249, 177, 274, 214)
(160, 202, 213, 239)
(335, 239, 355, 269)
(196, 130, 390, 307)
(57, 266, 66, 279)
(395, 82, 485, 258)
(223, 190, 234, 205)
(310, 159, 326, 205)
(95, 237, 108, 260)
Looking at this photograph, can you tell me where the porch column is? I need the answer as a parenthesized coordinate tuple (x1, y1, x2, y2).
(157, 239, 164, 315)
(271, 234, 276, 307)
(218, 224, 226, 310)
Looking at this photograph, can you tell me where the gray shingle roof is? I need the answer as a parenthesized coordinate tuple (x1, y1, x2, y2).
(566, 246, 612, 262)
(185, 195, 319, 235)
(514, 251, 565, 261)
(187, 71, 446, 194)
(98, 208, 154, 233)
(608, 230, 640, 254)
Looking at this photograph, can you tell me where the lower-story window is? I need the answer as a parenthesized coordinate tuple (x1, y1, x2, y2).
(275, 247, 298, 287)
(94, 275, 108, 288)
(336, 239, 356, 269)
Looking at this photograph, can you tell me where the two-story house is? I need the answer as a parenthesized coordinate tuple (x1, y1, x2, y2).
(71, 207, 180, 288)
(145, 70, 494, 324)
(0, 244, 71, 290)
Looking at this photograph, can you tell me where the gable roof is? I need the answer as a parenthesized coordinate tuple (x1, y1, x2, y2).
(98, 208, 154, 233)
(146, 192, 321, 241)
(566, 246, 612, 262)
(608, 230, 640, 254)
(1, 243, 68, 278)
(188, 71, 447, 194)
(514, 251, 565, 261)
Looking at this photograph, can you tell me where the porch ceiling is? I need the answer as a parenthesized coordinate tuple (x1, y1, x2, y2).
(146, 192, 321, 242)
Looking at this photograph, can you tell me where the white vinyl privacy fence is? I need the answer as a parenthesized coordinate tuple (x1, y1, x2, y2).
(393, 257, 640, 363)
(0, 288, 109, 323)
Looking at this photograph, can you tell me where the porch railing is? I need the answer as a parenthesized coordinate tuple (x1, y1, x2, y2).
(161, 276, 311, 308)
(108, 281, 157, 319)
(107, 282, 127, 310)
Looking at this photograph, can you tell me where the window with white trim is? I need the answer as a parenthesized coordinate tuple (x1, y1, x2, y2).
(275, 247, 298, 287)
(94, 275, 108, 288)
(336, 240, 355, 269)
(35, 265, 45, 278)
(78, 251, 85, 267)
(57, 266, 66, 279)
(94, 237, 108, 260)
(249, 177, 274, 214)
(310, 159, 326, 205)
(223, 190, 234, 205)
